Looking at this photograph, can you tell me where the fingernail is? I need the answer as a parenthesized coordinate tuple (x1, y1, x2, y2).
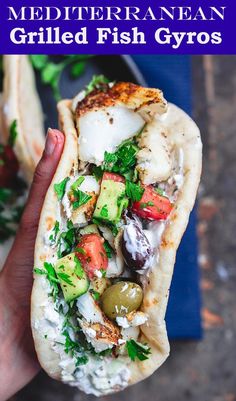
(44, 128, 57, 156)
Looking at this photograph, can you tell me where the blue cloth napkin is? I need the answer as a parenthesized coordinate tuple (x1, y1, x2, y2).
(132, 55, 202, 339)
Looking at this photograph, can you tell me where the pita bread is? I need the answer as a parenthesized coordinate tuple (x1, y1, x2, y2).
(31, 86, 202, 394)
(1, 55, 45, 183)
(0, 55, 45, 271)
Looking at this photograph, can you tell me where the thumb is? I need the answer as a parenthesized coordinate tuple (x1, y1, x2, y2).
(1, 129, 64, 305)
(20, 128, 64, 230)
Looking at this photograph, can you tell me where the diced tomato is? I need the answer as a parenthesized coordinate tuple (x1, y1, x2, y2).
(132, 185, 173, 221)
(103, 172, 125, 183)
(0, 145, 19, 188)
(75, 233, 108, 279)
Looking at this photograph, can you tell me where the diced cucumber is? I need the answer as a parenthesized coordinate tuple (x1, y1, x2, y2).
(93, 180, 128, 223)
(54, 253, 89, 302)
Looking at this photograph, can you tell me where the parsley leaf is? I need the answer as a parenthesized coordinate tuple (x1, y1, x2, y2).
(75, 355, 89, 366)
(100, 268, 107, 278)
(72, 190, 92, 210)
(69, 177, 92, 209)
(57, 220, 76, 258)
(74, 256, 84, 278)
(76, 247, 86, 255)
(92, 165, 103, 181)
(100, 204, 108, 218)
(34, 262, 60, 300)
(85, 75, 110, 95)
(126, 340, 151, 361)
(49, 221, 60, 244)
(54, 177, 69, 201)
(126, 181, 144, 202)
(103, 241, 113, 259)
(71, 176, 85, 190)
(103, 151, 118, 171)
(8, 120, 18, 147)
(102, 140, 139, 175)
(62, 328, 89, 366)
(57, 271, 75, 286)
(91, 290, 100, 301)
(140, 201, 154, 208)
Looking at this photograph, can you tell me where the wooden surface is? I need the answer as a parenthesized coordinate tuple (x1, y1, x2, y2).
(10, 56, 236, 401)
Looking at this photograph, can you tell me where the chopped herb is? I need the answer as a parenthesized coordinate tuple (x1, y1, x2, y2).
(91, 290, 100, 301)
(57, 221, 76, 258)
(76, 247, 86, 255)
(92, 165, 103, 181)
(92, 217, 101, 226)
(100, 204, 108, 218)
(44, 334, 48, 339)
(117, 193, 129, 217)
(103, 241, 113, 259)
(71, 190, 92, 210)
(103, 151, 118, 171)
(49, 221, 60, 244)
(102, 139, 139, 175)
(126, 340, 151, 361)
(69, 177, 92, 209)
(33, 268, 45, 275)
(57, 271, 75, 286)
(71, 176, 85, 191)
(62, 328, 89, 366)
(8, 120, 18, 147)
(126, 181, 144, 202)
(132, 168, 139, 183)
(54, 177, 69, 201)
(92, 217, 118, 238)
(140, 201, 154, 208)
(99, 348, 113, 357)
(75, 355, 89, 366)
(62, 329, 88, 364)
(34, 262, 60, 300)
(74, 256, 84, 278)
(100, 268, 107, 278)
(67, 220, 74, 230)
(85, 75, 110, 95)
(111, 224, 119, 237)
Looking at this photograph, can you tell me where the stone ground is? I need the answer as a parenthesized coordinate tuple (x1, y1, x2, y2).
(10, 56, 236, 401)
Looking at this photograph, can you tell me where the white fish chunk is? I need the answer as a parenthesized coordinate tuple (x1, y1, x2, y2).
(137, 118, 173, 184)
(74, 82, 167, 165)
(77, 293, 120, 352)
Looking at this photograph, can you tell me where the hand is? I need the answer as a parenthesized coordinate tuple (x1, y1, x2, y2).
(0, 129, 65, 401)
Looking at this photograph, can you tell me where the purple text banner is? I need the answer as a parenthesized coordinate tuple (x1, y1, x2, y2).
(0, 0, 235, 54)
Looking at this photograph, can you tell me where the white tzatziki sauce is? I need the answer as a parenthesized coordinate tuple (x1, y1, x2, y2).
(34, 275, 131, 395)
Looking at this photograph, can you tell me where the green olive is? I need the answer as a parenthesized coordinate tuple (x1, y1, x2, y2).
(101, 281, 143, 320)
